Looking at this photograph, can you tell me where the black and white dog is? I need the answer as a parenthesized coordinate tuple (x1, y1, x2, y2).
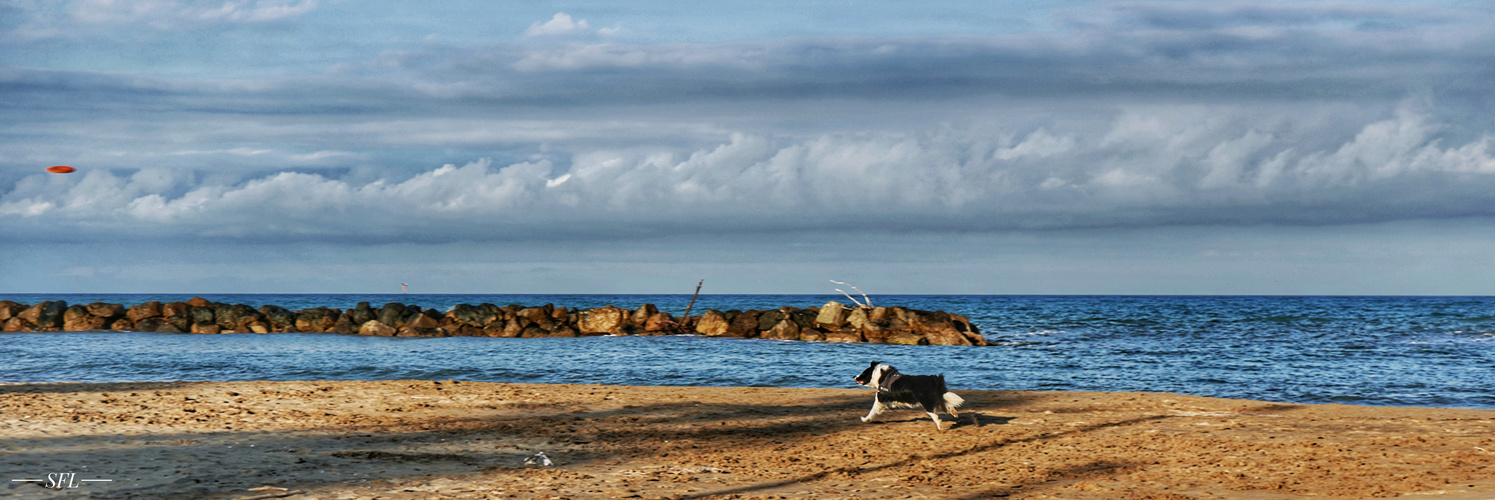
(853, 361, 969, 431)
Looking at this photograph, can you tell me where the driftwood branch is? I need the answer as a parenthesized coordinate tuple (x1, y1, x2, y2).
(681, 279, 704, 321)
(829, 280, 873, 309)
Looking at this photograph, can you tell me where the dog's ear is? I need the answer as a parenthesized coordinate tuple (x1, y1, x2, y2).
(869, 361, 881, 367)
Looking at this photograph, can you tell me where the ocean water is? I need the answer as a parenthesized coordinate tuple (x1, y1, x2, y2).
(2, 294, 1492, 409)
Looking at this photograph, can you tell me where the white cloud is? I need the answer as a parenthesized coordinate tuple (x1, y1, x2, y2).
(522, 12, 595, 38)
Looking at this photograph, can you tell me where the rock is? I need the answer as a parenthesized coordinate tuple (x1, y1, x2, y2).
(188, 306, 215, 327)
(631, 304, 659, 325)
(790, 309, 818, 329)
(643, 312, 675, 332)
(845, 307, 870, 330)
(579, 306, 628, 335)
(396, 327, 438, 337)
(869, 306, 891, 322)
(351, 302, 376, 325)
(164, 314, 191, 332)
(16, 301, 56, 328)
(825, 328, 864, 343)
(519, 325, 551, 338)
(450, 303, 497, 326)
(126, 301, 162, 322)
(85, 302, 126, 318)
(190, 323, 221, 334)
(328, 314, 356, 334)
(886, 332, 927, 345)
(798, 328, 826, 342)
(215, 304, 258, 330)
(548, 325, 580, 337)
(861, 317, 910, 343)
(695, 310, 730, 336)
(62, 310, 107, 331)
(162, 302, 190, 318)
(378, 302, 406, 327)
(63, 305, 91, 323)
(765, 319, 801, 340)
(406, 312, 441, 330)
(2, 317, 30, 332)
(259, 306, 296, 331)
(726, 310, 761, 338)
(0, 301, 23, 321)
(296, 307, 340, 332)
(37, 301, 68, 330)
(358, 320, 396, 336)
(186, 297, 211, 307)
(757, 310, 784, 332)
(516, 306, 551, 324)
(108, 318, 134, 330)
(153, 319, 184, 334)
(815, 301, 850, 329)
(247, 322, 271, 334)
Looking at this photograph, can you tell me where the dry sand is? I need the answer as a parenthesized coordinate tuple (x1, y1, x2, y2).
(2, 380, 1493, 499)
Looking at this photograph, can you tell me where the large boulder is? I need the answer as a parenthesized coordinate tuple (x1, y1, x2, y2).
(815, 301, 851, 330)
(694, 310, 730, 336)
(161, 301, 189, 318)
(377, 302, 406, 328)
(725, 310, 761, 338)
(643, 312, 675, 332)
(215, 304, 258, 330)
(450, 303, 496, 327)
(358, 320, 396, 336)
(188, 306, 216, 327)
(579, 306, 628, 335)
(630, 304, 659, 326)
(764, 319, 801, 340)
(0, 301, 24, 321)
(259, 305, 296, 331)
(62, 307, 107, 331)
(350, 302, 376, 325)
(126, 301, 163, 322)
(886, 331, 927, 345)
(85, 302, 126, 319)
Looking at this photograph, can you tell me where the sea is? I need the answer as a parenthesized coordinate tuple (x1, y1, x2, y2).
(2, 294, 1492, 409)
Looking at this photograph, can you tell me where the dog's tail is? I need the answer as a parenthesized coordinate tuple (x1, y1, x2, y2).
(942, 391, 965, 409)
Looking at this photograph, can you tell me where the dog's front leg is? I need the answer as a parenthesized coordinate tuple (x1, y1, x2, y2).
(860, 400, 886, 422)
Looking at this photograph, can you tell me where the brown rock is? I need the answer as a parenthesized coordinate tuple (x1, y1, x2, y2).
(869, 306, 891, 322)
(248, 322, 271, 334)
(162, 302, 190, 318)
(548, 325, 579, 337)
(406, 313, 441, 330)
(643, 312, 675, 332)
(109, 318, 134, 330)
(726, 310, 761, 338)
(85, 302, 126, 319)
(845, 307, 870, 330)
(0, 301, 23, 321)
(799, 328, 826, 342)
(886, 332, 926, 345)
(519, 325, 551, 338)
(631, 304, 659, 325)
(825, 328, 863, 343)
(815, 301, 850, 329)
(579, 306, 628, 335)
(397, 327, 439, 337)
(127, 301, 163, 322)
(328, 315, 356, 334)
(695, 310, 730, 336)
(765, 319, 801, 340)
(358, 320, 396, 336)
(63, 313, 107, 331)
(190, 323, 221, 334)
(186, 297, 211, 307)
(62, 305, 91, 323)
(2, 317, 31, 332)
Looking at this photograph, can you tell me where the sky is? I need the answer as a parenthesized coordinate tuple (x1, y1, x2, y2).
(2, 0, 1494, 295)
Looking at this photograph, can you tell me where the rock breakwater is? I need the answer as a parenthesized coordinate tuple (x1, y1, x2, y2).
(0, 298, 987, 346)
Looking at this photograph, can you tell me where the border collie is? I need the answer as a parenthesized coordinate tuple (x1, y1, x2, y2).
(854, 361, 969, 431)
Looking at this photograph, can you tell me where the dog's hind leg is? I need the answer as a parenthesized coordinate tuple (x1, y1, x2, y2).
(860, 400, 887, 423)
(927, 411, 947, 432)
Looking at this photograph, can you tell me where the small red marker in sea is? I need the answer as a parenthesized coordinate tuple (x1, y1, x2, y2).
(46, 166, 76, 174)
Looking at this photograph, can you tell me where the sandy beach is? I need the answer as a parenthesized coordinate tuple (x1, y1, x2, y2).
(2, 380, 1492, 499)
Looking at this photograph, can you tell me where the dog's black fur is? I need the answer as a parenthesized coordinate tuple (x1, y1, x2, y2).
(853, 361, 969, 431)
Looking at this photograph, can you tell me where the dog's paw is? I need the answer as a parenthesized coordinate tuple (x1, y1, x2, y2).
(859, 416, 871, 422)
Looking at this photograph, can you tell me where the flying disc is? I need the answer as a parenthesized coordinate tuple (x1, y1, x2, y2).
(46, 166, 75, 174)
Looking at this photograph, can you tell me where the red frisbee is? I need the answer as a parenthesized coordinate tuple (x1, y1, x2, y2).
(46, 166, 76, 174)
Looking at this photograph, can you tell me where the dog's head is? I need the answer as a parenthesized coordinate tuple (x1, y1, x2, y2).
(854, 361, 896, 387)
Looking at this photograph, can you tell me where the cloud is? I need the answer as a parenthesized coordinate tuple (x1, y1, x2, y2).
(1, 0, 321, 39)
(5, 100, 1495, 243)
(522, 12, 612, 39)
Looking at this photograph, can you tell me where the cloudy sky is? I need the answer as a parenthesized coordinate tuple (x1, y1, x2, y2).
(2, 0, 1494, 294)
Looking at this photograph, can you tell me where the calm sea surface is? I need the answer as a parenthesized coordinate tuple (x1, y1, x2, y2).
(2, 294, 1492, 409)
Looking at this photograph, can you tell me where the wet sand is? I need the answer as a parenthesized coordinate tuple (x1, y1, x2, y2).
(2, 380, 1493, 499)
